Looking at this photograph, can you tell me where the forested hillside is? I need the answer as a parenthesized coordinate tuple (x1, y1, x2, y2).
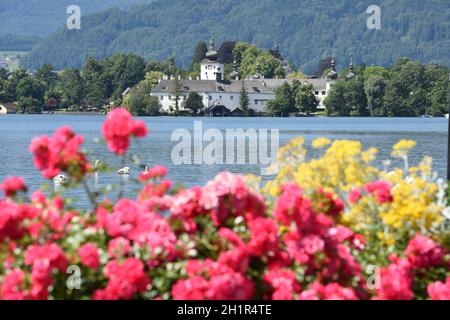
(0, 0, 154, 36)
(20, 0, 450, 72)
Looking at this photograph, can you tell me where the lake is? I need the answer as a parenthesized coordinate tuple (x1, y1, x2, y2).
(0, 115, 447, 206)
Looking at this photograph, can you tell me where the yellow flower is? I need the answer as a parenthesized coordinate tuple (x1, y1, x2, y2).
(391, 140, 416, 158)
(312, 137, 331, 149)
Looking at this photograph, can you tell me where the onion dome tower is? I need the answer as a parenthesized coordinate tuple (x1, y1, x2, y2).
(346, 58, 356, 79)
(230, 59, 240, 80)
(327, 56, 338, 80)
(201, 35, 224, 81)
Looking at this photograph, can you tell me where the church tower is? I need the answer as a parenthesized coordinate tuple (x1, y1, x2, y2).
(200, 35, 224, 81)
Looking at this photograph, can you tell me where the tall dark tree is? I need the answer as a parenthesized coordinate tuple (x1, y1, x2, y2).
(218, 41, 236, 64)
(239, 81, 250, 115)
(59, 68, 84, 107)
(81, 57, 108, 109)
(103, 54, 146, 100)
(185, 92, 203, 115)
(35, 64, 58, 88)
(191, 42, 208, 67)
(314, 57, 333, 77)
(365, 76, 388, 116)
(170, 76, 182, 113)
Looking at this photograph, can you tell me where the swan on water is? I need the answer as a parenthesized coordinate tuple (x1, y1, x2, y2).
(53, 174, 67, 184)
(117, 167, 130, 175)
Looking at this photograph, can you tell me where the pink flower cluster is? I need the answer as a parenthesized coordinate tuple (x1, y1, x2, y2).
(101, 108, 148, 155)
(376, 233, 448, 300)
(349, 180, 393, 204)
(29, 126, 91, 180)
(0, 177, 27, 197)
(171, 259, 254, 300)
(1, 113, 449, 301)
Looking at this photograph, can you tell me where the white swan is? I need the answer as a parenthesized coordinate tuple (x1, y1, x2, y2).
(117, 167, 130, 175)
(94, 160, 100, 187)
(53, 174, 67, 192)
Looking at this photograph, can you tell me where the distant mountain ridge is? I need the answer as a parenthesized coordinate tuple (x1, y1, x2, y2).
(20, 0, 450, 73)
(0, 0, 155, 37)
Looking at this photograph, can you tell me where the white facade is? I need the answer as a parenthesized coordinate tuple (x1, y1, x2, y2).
(153, 89, 283, 113)
(201, 61, 224, 81)
(151, 78, 334, 114)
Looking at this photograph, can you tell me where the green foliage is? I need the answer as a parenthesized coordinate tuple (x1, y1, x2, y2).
(294, 83, 318, 114)
(17, 96, 42, 114)
(184, 92, 203, 115)
(325, 76, 368, 117)
(267, 82, 296, 117)
(233, 42, 285, 79)
(20, 0, 450, 72)
(58, 68, 84, 107)
(144, 71, 165, 89)
(239, 81, 249, 114)
(327, 58, 450, 117)
(124, 82, 161, 116)
(192, 42, 207, 67)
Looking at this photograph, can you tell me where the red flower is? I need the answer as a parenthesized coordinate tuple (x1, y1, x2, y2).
(29, 126, 91, 180)
(348, 188, 362, 204)
(200, 172, 265, 226)
(78, 243, 101, 269)
(101, 108, 148, 155)
(0, 269, 29, 300)
(139, 165, 168, 182)
(108, 237, 131, 258)
(264, 269, 301, 300)
(376, 258, 413, 300)
(364, 181, 393, 204)
(299, 282, 358, 300)
(93, 258, 151, 300)
(0, 177, 27, 197)
(405, 233, 448, 269)
(428, 277, 450, 300)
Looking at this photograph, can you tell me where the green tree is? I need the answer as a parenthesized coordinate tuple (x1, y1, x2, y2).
(103, 53, 146, 100)
(192, 42, 207, 67)
(295, 84, 318, 114)
(17, 96, 43, 114)
(325, 77, 368, 116)
(239, 81, 250, 115)
(365, 76, 388, 116)
(16, 77, 45, 101)
(82, 57, 108, 109)
(35, 64, 58, 88)
(170, 76, 182, 113)
(2, 69, 28, 102)
(267, 82, 295, 117)
(125, 82, 161, 116)
(144, 71, 165, 89)
(185, 92, 203, 115)
(59, 68, 84, 108)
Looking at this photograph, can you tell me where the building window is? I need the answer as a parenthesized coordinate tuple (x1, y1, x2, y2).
(230, 96, 234, 100)
(255, 100, 258, 105)
(219, 96, 222, 100)
(169, 96, 172, 100)
(322, 91, 326, 95)
(209, 96, 212, 100)
(315, 91, 319, 95)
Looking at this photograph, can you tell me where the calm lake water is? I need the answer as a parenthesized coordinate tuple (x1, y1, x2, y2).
(0, 115, 447, 206)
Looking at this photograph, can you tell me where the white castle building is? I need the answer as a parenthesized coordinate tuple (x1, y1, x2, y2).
(151, 37, 338, 115)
